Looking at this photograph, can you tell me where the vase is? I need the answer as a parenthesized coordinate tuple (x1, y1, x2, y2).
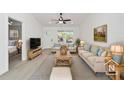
(60, 45, 67, 55)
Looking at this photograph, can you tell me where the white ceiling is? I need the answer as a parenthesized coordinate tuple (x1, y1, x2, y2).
(32, 13, 89, 27)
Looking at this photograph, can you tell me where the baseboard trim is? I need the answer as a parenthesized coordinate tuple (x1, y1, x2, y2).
(0, 67, 8, 76)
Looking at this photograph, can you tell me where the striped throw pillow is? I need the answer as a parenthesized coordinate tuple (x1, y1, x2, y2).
(112, 55, 122, 63)
(97, 48, 104, 56)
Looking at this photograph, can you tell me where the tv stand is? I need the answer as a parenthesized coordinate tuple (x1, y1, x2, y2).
(28, 47, 42, 60)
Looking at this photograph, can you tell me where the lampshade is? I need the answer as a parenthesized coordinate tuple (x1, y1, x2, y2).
(110, 45, 124, 54)
(18, 39, 22, 43)
(80, 40, 85, 46)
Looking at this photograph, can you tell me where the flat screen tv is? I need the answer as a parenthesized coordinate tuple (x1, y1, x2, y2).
(30, 38, 41, 49)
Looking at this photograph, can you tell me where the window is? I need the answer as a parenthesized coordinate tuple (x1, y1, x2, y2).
(58, 31, 74, 44)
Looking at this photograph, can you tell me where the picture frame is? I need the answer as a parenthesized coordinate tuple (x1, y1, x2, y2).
(9, 30, 19, 40)
(94, 24, 107, 42)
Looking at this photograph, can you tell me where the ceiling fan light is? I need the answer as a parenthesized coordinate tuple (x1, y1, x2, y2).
(59, 21, 63, 24)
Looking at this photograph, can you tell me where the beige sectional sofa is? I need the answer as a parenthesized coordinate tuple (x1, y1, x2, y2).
(78, 45, 107, 73)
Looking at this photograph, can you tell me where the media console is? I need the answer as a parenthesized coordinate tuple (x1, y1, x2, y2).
(28, 47, 42, 60)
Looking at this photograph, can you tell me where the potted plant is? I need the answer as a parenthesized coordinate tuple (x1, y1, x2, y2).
(75, 38, 81, 53)
(75, 38, 81, 46)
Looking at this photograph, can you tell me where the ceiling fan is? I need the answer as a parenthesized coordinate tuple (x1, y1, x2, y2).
(51, 13, 71, 24)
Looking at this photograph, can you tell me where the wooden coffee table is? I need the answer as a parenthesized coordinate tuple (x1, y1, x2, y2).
(55, 51, 72, 66)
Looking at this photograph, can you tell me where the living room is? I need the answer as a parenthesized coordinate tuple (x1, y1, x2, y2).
(0, 13, 124, 80)
(1, 0, 124, 93)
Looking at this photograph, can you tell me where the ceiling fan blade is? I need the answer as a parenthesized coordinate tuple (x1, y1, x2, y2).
(63, 19, 71, 21)
(50, 13, 71, 25)
(63, 21, 66, 24)
(56, 21, 59, 24)
(51, 19, 59, 21)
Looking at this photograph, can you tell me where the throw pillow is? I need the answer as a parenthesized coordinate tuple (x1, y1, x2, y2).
(84, 44, 91, 51)
(68, 44, 74, 47)
(9, 40, 16, 46)
(97, 48, 104, 56)
(90, 45, 100, 55)
(101, 51, 107, 57)
(112, 55, 122, 64)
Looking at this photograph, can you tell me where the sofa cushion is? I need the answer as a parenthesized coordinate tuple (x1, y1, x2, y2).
(53, 47, 60, 50)
(9, 40, 16, 46)
(82, 52, 93, 59)
(88, 56, 105, 63)
(68, 44, 75, 47)
(90, 45, 100, 55)
(78, 50, 89, 56)
(68, 47, 76, 50)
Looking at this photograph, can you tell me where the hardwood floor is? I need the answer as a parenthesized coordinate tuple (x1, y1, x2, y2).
(0, 54, 48, 80)
(0, 50, 109, 80)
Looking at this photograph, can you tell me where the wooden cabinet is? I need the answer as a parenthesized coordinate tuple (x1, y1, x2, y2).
(105, 58, 124, 80)
(28, 47, 42, 60)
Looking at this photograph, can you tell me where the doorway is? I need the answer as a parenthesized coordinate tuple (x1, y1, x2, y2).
(8, 17, 22, 69)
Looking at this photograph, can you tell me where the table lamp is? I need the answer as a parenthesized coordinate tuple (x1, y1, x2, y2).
(80, 40, 85, 46)
(18, 39, 22, 43)
(110, 45, 124, 55)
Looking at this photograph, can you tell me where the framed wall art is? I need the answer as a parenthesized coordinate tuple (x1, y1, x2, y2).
(94, 24, 107, 42)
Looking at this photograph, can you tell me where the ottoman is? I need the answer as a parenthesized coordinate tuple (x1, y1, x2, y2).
(50, 67, 72, 80)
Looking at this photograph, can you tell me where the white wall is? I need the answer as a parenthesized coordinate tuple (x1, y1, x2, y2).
(0, 13, 43, 75)
(0, 14, 8, 75)
(79, 13, 124, 47)
(42, 26, 80, 49)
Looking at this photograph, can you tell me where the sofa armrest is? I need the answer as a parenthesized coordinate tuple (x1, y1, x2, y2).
(78, 46, 84, 50)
